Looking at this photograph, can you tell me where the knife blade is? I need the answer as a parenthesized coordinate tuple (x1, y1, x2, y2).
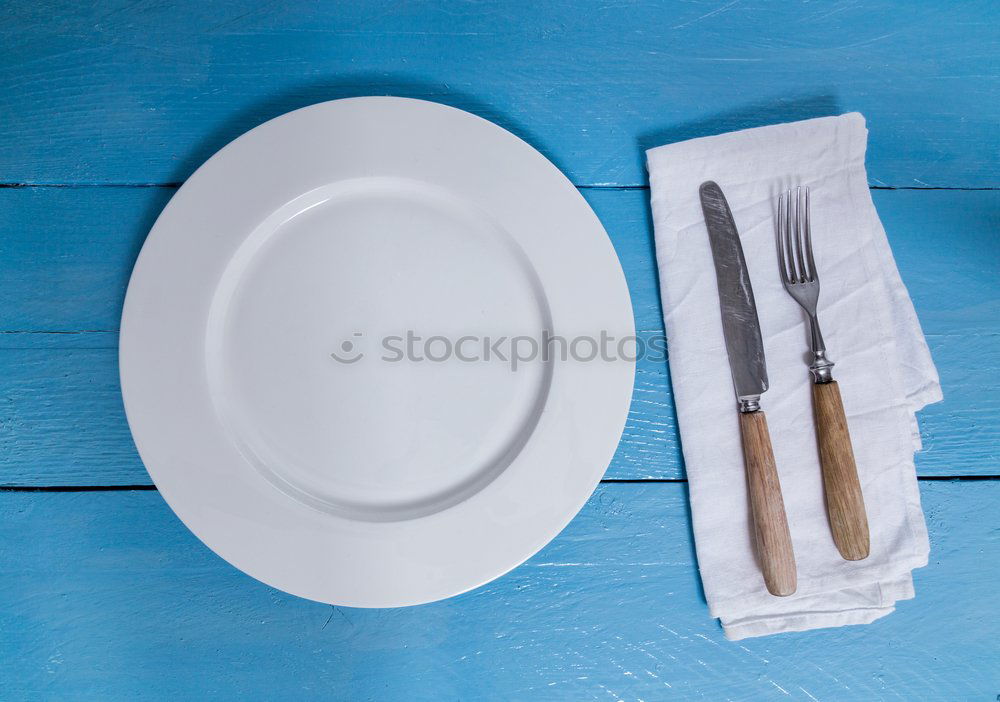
(699, 180, 797, 597)
(700, 181, 768, 410)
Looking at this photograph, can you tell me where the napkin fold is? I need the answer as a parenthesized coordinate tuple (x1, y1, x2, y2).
(646, 113, 942, 640)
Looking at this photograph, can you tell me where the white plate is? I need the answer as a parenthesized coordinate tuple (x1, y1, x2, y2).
(120, 97, 634, 607)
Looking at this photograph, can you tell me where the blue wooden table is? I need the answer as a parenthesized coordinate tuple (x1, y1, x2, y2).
(2, 1, 998, 699)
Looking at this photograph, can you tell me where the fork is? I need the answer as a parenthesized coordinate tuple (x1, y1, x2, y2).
(776, 187, 870, 561)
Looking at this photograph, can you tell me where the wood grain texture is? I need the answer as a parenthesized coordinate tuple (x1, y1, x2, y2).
(813, 381, 870, 561)
(2, 482, 997, 699)
(1, 1, 997, 187)
(0, 189, 995, 485)
(739, 411, 796, 596)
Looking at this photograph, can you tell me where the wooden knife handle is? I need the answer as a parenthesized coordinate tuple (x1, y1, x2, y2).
(739, 411, 797, 596)
(813, 381, 870, 561)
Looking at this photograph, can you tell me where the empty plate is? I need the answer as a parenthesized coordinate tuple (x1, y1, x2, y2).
(120, 97, 634, 606)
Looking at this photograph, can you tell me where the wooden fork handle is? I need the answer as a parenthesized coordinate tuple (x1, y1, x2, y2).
(739, 411, 797, 596)
(813, 381, 870, 561)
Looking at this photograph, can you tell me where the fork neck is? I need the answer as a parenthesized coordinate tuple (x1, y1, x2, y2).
(807, 313, 835, 383)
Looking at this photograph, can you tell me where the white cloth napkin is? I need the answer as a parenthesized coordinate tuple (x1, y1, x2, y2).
(646, 113, 942, 640)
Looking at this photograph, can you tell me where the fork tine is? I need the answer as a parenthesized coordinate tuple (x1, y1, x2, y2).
(776, 191, 790, 284)
(785, 188, 797, 282)
(793, 186, 807, 282)
(791, 187, 799, 281)
(795, 186, 809, 282)
(803, 186, 816, 282)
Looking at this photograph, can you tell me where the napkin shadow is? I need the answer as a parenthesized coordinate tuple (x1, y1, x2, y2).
(166, 74, 559, 185)
(637, 93, 841, 158)
(677, 480, 710, 607)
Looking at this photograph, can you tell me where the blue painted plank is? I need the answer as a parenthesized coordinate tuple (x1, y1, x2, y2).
(879, 190, 1000, 336)
(0, 188, 172, 333)
(1, 1, 997, 187)
(0, 189, 995, 484)
(1, 188, 996, 336)
(1, 482, 997, 699)
(0, 331, 989, 485)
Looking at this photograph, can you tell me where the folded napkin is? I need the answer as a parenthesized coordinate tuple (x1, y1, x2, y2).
(646, 113, 942, 640)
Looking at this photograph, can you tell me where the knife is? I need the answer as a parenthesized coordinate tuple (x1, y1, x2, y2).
(700, 181, 797, 597)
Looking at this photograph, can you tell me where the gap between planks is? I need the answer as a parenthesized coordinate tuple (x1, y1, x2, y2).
(2, 475, 998, 492)
(1, 183, 999, 191)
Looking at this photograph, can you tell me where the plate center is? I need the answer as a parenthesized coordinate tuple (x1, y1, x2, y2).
(206, 177, 552, 521)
